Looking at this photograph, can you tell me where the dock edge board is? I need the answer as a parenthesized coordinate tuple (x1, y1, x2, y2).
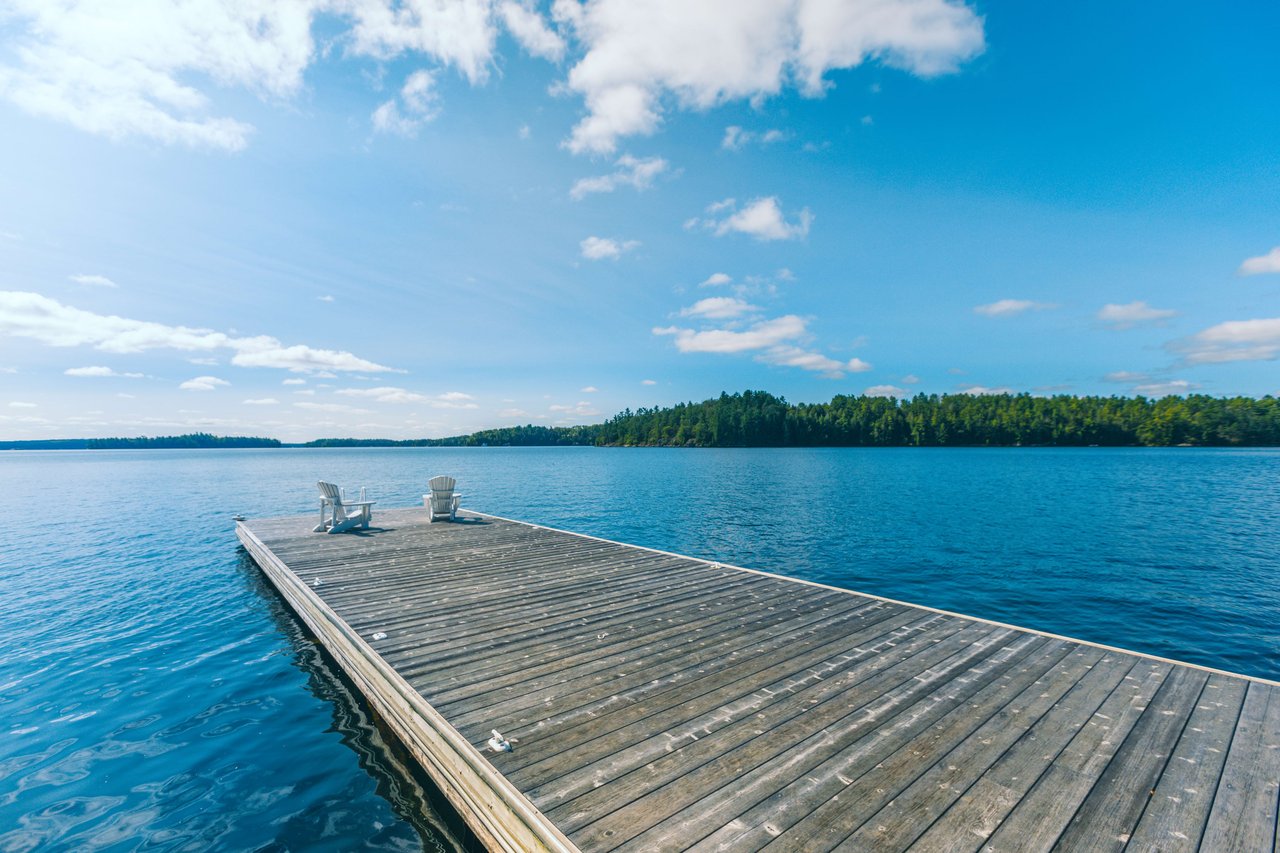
(236, 520, 580, 853)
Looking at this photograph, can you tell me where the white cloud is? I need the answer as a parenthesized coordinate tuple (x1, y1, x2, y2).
(293, 401, 370, 413)
(655, 314, 807, 353)
(243, 397, 279, 405)
(759, 345, 871, 379)
(678, 297, 759, 320)
(282, 378, 306, 385)
(9, 401, 37, 408)
(64, 365, 143, 378)
(0, 291, 397, 373)
(570, 154, 669, 199)
(343, 1, 499, 85)
(1174, 317, 1280, 365)
(180, 375, 229, 391)
(1097, 301, 1177, 329)
(580, 385, 598, 392)
(973, 299, 1056, 317)
(518, 123, 530, 139)
(655, 313, 866, 378)
(498, 1, 566, 60)
(317, 294, 334, 302)
(721, 125, 788, 150)
(901, 374, 920, 384)
(498, 407, 527, 417)
(372, 69, 440, 136)
(556, 0, 984, 153)
(641, 378, 656, 385)
(958, 385, 1013, 395)
(69, 274, 117, 288)
(1104, 371, 1149, 383)
(1238, 247, 1280, 276)
(0, 0, 315, 150)
(1134, 380, 1197, 397)
(865, 385, 908, 397)
(337, 386, 429, 403)
(580, 235, 639, 260)
(549, 401, 600, 416)
(1, 1, 981, 156)
(690, 197, 813, 241)
(699, 272, 732, 287)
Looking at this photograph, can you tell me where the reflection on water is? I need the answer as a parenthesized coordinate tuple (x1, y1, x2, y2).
(238, 553, 476, 853)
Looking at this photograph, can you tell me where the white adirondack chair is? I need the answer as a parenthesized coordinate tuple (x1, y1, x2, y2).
(424, 475, 461, 522)
(314, 480, 376, 534)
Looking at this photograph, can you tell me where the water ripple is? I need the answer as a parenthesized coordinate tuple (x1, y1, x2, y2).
(0, 446, 1276, 850)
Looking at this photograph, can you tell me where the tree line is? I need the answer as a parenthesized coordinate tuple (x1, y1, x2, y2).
(592, 391, 1280, 447)
(7, 392, 1279, 451)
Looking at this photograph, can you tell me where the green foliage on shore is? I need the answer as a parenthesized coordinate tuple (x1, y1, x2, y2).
(594, 390, 1280, 447)
(85, 433, 281, 449)
(305, 424, 600, 447)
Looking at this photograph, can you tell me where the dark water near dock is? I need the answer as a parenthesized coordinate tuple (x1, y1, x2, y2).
(2, 447, 1277, 850)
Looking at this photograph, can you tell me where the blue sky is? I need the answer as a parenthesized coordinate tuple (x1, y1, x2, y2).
(1, 0, 1278, 440)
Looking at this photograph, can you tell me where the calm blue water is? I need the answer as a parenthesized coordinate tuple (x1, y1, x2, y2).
(1, 447, 1277, 851)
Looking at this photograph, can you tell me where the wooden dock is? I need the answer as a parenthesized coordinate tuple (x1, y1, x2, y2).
(237, 507, 1280, 853)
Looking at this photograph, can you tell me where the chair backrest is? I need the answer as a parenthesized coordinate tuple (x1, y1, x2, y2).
(428, 475, 456, 494)
(318, 481, 341, 500)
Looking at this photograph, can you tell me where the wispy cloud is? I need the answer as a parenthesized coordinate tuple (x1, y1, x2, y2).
(336, 387, 478, 408)
(864, 385, 908, 398)
(1104, 371, 1149, 383)
(641, 379, 656, 385)
(570, 154, 669, 199)
(317, 295, 334, 303)
(580, 385, 598, 393)
(0, 291, 397, 373)
(699, 272, 732, 287)
(294, 401, 370, 413)
(243, 398, 279, 405)
(1172, 317, 1280, 364)
(655, 314, 869, 378)
(688, 197, 813, 241)
(678, 297, 759, 320)
(372, 70, 440, 136)
(549, 401, 600, 416)
(580, 236, 639, 260)
(958, 385, 1013, 395)
(64, 365, 143, 378)
(1134, 379, 1197, 397)
(1097, 301, 1176, 329)
(69, 274, 117, 288)
(9, 401, 37, 408)
(1238, 247, 1280, 276)
(973, 299, 1056, 317)
(498, 0, 566, 60)
(721, 126, 788, 150)
(179, 376, 229, 391)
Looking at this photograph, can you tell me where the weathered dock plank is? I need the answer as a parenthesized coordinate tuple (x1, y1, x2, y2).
(237, 507, 1280, 852)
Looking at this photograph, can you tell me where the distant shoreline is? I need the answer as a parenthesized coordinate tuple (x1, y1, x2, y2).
(5, 390, 1280, 450)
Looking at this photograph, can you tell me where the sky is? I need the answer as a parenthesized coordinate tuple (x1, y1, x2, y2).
(1, 0, 1278, 441)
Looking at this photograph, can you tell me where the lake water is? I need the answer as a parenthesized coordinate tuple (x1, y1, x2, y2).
(2, 447, 1277, 851)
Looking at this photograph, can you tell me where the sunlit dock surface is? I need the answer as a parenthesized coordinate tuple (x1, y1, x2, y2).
(238, 507, 1280, 852)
